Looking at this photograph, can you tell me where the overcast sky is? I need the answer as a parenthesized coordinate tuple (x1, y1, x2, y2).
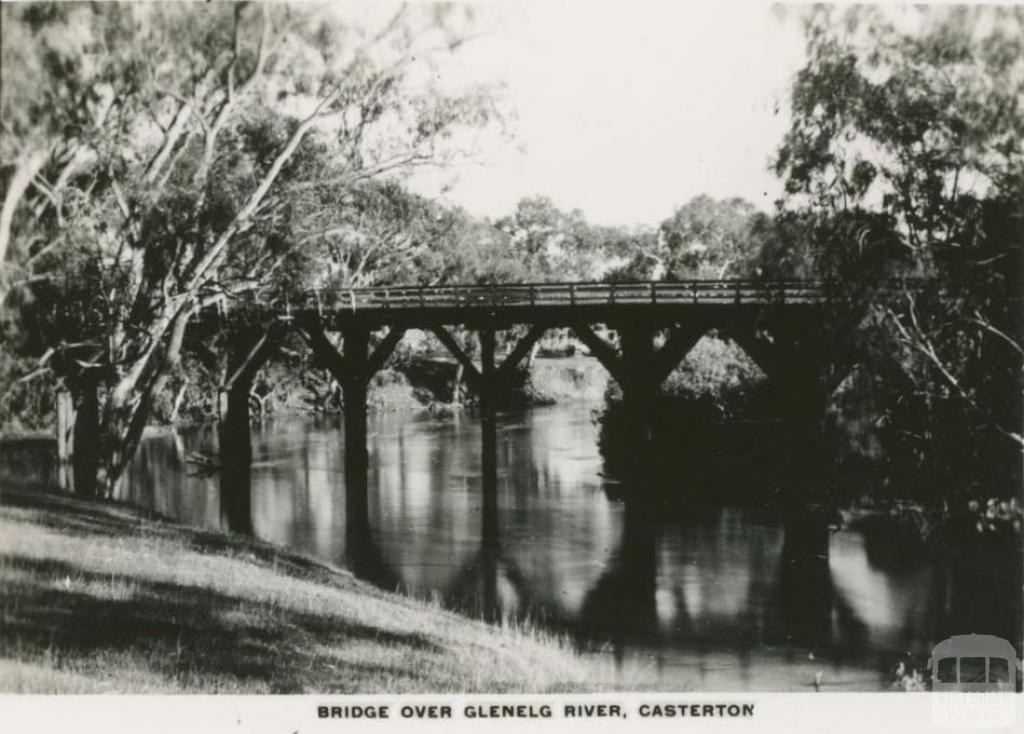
(406, 1, 808, 228)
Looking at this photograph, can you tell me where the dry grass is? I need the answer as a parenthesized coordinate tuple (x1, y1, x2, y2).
(0, 486, 651, 693)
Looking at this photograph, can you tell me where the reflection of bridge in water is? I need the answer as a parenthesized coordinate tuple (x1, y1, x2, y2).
(124, 402, 1020, 690)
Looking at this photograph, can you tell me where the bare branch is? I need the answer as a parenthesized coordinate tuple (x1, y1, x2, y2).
(972, 311, 1024, 357)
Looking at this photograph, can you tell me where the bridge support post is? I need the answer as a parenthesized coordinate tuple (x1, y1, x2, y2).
(729, 320, 828, 426)
(774, 357, 827, 425)
(616, 326, 660, 483)
(479, 327, 499, 542)
(217, 325, 280, 534)
(431, 324, 548, 540)
(302, 321, 406, 542)
(619, 326, 658, 446)
(342, 325, 371, 541)
(572, 321, 711, 487)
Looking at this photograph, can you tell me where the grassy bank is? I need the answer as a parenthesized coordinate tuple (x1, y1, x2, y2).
(0, 486, 648, 693)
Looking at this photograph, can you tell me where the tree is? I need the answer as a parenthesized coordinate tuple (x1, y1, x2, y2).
(1, 2, 501, 495)
(288, 179, 477, 290)
(773, 5, 1024, 498)
(592, 224, 660, 282)
(658, 195, 760, 279)
(438, 213, 525, 284)
(496, 196, 604, 281)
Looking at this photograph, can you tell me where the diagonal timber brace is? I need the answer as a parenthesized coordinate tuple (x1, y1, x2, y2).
(366, 326, 408, 378)
(431, 326, 482, 392)
(571, 323, 629, 386)
(299, 319, 348, 384)
(223, 324, 286, 393)
(648, 322, 709, 387)
(301, 321, 406, 388)
(495, 324, 547, 384)
(572, 322, 707, 394)
(432, 324, 550, 394)
(726, 320, 829, 422)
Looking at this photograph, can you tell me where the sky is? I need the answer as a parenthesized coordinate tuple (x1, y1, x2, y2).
(406, 1, 809, 228)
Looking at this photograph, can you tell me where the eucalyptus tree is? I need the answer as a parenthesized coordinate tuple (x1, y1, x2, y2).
(289, 179, 474, 289)
(773, 5, 1024, 496)
(0, 2, 501, 495)
(496, 196, 612, 281)
(658, 195, 760, 279)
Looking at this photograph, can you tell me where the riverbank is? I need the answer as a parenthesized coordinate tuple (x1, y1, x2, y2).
(0, 485, 648, 693)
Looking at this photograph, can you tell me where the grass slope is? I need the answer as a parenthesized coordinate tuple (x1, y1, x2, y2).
(0, 487, 641, 693)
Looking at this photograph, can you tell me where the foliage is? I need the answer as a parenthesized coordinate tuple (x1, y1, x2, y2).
(496, 196, 627, 281)
(770, 5, 1024, 500)
(0, 318, 56, 432)
(661, 334, 767, 420)
(605, 196, 763, 281)
(659, 196, 760, 279)
(0, 2, 502, 493)
(287, 179, 466, 289)
(595, 225, 660, 281)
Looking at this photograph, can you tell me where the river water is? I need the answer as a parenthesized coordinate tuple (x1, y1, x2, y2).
(120, 403, 1021, 691)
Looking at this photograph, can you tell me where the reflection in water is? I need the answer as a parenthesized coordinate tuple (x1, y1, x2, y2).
(578, 499, 661, 669)
(120, 404, 1021, 691)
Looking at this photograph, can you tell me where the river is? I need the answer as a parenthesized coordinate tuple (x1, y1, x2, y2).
(119, 403, 1021, 691)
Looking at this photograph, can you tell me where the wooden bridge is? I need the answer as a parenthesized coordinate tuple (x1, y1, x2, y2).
(229, 279, 829, 325)
(206, 278, 846, 537)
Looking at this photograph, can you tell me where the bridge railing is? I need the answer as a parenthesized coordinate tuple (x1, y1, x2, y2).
(269, 279, 829, 313)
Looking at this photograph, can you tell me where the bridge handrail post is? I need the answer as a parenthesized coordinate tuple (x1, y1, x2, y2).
(529, 284, 536, 307)
(570, 283, 576, 306)
(609, 282, 616, 305)
(419, 285, 426, 309)
(650, 281, 657, 304)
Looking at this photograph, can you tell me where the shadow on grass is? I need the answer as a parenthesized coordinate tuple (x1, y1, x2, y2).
(1, 554, 443, 692)
(0, 489, 353, 586)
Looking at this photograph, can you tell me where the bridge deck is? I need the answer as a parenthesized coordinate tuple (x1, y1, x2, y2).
(239, 280, 828, 322)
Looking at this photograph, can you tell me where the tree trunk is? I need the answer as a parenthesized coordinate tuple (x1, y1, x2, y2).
(92, 309, 192, 497)
(218, 381, 254, 534)
(169, 381, 188, 424)
(0, 148, 48, 274)
(452, 362, 463, 405)
(71, 374, 101, 497)
(56, 389, 75, 492)
(526, 340, 541, 369)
